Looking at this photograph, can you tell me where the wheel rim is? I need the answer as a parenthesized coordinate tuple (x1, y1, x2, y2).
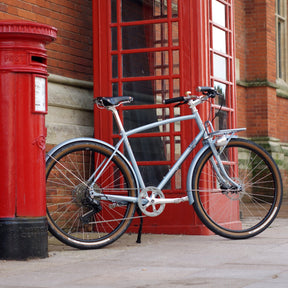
(46, 143, 136, 246)
(193, 140, 281, 237)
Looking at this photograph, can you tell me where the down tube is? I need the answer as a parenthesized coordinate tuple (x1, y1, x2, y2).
(157, 130, 205, 191)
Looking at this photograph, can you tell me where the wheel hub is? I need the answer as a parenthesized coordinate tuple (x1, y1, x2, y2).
(221, 179, 244, 201)
(72, 183, 103, 224)
(72, 183, 90, 206)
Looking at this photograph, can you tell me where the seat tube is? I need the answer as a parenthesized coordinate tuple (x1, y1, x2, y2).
(122, 136, 145, 188)
(111, 107, 145, 188)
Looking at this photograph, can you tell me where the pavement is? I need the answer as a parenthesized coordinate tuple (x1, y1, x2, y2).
(0, 217, 288, 288)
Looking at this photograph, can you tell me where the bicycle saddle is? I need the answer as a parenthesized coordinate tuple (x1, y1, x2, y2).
(94, 96, 133, 107)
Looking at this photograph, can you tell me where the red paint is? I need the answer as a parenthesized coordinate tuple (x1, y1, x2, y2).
(93, 1, 236, 235)
(0, 21, 56, 218)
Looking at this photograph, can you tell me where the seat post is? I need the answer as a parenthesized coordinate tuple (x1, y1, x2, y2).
(109, 106, 126, 134)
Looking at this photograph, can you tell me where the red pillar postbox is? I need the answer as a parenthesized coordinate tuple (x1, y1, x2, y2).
(0, 21, 57, 260)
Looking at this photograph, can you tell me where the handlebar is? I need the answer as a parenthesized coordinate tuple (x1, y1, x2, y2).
(163, 96, 186, 104)
(163, 86, 219, 105)
(196, 86, 217, 94)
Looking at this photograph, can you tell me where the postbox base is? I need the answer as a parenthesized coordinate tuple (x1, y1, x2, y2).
(0, 217, 48, 260)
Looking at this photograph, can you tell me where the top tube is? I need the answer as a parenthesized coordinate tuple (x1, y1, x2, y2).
(125, 114, 196, 137)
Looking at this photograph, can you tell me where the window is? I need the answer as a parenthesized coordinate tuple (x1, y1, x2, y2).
(210, 0, 235, 131)
(95, 0, 236, 192)
(276, 0, 287, 81)
(94, 0, 238, 233)
(110, 0, 181, 189)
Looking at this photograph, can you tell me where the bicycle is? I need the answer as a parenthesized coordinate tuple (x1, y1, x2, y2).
(46, 87, 283, 249)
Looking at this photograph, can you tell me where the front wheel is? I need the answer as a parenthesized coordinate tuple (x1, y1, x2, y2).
(46, 140, 137, 249)
(192, 138, 283, 239)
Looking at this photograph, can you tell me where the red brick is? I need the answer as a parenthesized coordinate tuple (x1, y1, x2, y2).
(0, 0, 93, 82)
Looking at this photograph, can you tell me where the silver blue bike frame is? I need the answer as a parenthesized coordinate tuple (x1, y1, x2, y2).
(88, 101, 244, 206)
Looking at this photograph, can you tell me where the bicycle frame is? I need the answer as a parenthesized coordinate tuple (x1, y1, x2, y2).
(87, 98, 245, 206)
(45, 90, 282, 248)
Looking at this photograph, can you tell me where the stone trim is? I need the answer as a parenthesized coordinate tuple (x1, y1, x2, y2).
(250, 136, 288, 197)
(46, 74, 94, 144)
(47, 74, 94, 112)
(236, 80, 278, 89)
(276, 78, 288, 99)
(236, 79, 288, 100)
(48, 74, 93, 90)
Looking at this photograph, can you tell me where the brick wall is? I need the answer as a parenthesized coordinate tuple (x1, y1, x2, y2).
(0, 0, 93, 82)
(235, 0, 288, 196)
(235, 0, 288, 144)
(235, 0, 278, 139)
(244, 0, 276, 82)
(277, 96, 288, 143)
(234, 0, 247, 131)
(0, 0, 94, 144)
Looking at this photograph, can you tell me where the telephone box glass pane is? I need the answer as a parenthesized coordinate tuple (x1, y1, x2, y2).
(213, 54, 227, 80)
(122, 23, 168, 50)
(212, 0, 226, 27)
(122, 0, 167, 22)
(213, 27, 226, 53)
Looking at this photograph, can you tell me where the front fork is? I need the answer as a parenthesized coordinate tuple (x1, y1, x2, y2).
(205, 134, 243, 191)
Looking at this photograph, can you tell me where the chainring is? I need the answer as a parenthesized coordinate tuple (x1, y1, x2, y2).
(138, 186, 165, 217)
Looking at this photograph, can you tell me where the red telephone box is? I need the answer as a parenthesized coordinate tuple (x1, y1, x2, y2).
(0, 21, 57, 260)
(93, 0, 236, 234)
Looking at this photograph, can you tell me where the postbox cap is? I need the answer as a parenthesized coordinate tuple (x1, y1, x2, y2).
(0, 20, 57, 43)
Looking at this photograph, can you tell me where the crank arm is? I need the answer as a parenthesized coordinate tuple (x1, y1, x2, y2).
(149, 196, 189, 205)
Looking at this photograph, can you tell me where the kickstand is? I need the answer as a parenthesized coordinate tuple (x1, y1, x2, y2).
(136, 207, 143, 244)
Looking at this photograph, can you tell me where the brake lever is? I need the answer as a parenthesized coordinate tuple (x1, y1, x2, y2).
(174, 100, 188, 107)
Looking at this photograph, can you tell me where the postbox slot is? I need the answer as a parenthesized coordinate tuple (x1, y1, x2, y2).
(31, 55, 47, 65)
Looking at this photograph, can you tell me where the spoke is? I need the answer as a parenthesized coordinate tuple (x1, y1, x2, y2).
(48, 154, 88, 187)
(192, 139, 281, 238)
(46, 143, 137, 248)
(88, 215, 145, 225)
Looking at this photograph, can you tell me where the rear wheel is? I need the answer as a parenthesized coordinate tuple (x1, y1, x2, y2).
(192, 138, 282, 239)
(46, 140, 137, 249)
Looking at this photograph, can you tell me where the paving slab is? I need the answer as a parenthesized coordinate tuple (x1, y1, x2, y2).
(0, 218, 287, 288)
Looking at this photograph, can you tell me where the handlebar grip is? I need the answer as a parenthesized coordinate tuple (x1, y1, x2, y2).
(197, 86, 218, 98)
(164, 96, 185, 104)
(197, 86, 216, 93)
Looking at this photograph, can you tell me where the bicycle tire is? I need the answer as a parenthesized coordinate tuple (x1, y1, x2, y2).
(191, 138, 283, 239)
(46, 140, 137, 249)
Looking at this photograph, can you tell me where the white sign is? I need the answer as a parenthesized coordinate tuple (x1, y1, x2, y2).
(34, 76, 46, 112)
